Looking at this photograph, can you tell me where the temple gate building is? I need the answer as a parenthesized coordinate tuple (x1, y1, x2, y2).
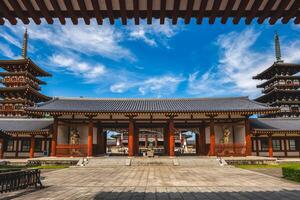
(0, 31, 299, 159)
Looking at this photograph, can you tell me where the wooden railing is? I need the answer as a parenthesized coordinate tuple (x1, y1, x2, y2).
(216, 143, 246, 156)
(56, 144, 88, 157)
(0, 169, 43, 193)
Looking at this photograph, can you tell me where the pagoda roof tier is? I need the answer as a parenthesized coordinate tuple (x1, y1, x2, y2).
(0, 71, 46, 85)
(0, 86, 51, 102)
(0, 0, 300, 25)
(26, 96, 277, 116)
(270, 101, 300, 107)
(0, 58, 51, 77)
(255, 90, 300, 103)
(0, 99, 28, 104)
(0, 118, 53, 135)
(257, 76, 300, 88)
(250, 118, 300, 135)
(253, 62, 300, 80)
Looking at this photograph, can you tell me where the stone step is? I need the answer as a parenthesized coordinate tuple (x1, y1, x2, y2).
(130, 157, 175, 166)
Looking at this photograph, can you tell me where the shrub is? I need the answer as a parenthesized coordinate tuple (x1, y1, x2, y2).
(282, 166, 300, 182)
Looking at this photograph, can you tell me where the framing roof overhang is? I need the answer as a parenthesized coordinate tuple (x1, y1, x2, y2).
(1, 0, 300, 25)
(250, 118, 300, 135)
(0, 118, 53, 135)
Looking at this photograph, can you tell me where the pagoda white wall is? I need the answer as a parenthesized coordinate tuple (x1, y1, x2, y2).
(57, 125, 97, 145)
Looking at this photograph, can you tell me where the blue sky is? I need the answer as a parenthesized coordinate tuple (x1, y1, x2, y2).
(1, 19, 300, 99)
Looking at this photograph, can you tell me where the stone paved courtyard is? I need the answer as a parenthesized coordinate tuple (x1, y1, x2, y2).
(2, 162, 300, 200)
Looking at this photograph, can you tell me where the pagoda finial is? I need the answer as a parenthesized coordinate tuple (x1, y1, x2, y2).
(22, 28, 28, 58)
(274, 31, 283, 63)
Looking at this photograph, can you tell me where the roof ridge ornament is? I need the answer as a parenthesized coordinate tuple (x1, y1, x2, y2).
(22, 28, 28, 58)
(274, 31, 283, 63)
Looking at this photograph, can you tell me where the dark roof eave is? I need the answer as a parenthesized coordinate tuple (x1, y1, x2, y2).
(25, 108, 279, 115)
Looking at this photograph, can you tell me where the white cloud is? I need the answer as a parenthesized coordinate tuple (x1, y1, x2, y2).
(128, 20, 181, 47)
(110, 75, 184, 97)
(188, 29, 274, 98)
(5, 20, 135, 61)
(50, 54, 106, 83)
(0, 42, 16, 59)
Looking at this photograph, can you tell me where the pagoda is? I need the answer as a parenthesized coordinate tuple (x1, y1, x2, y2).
(253, 33, 300, 118)
(0, 30, 51, 117)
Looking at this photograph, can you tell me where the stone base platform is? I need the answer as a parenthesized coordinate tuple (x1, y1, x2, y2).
(2, 156, 294, 167)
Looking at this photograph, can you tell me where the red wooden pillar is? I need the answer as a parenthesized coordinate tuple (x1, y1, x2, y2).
(268, 134, 273, 157)
(145, 135, 148, 148)
(245, 117, 252, 156)
(0, 138, 4, 159)
(154, 135, 158, 148)
(29, 135, 35, 158)
(163, 126, 169, 155)
(128, 118, 134, 157)
(195, 133, 200, 155)
(284, 136, 288, 157)
(50, 117, 58, 157)
(103, 132, 107, 154)
(255, 135, 260, 156)
(209, 116, 215, 156)
(15, 135, 19, 158)
(199, 126, 206, 155)
(134, 128, 139, 156)
(87, 116, 93, 157)
(169, 117, 175, 157)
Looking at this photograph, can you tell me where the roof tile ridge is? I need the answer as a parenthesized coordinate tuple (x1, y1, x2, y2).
(55, 96, 250, 101)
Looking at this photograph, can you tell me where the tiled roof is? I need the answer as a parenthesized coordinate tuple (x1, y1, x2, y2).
(250, 118, 300, 132)
(0, 118, 53, 133)
(27, 96, 276, 114)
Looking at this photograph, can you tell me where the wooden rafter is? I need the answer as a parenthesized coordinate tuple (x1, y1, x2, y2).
(0, 1, 17, 25)
(133, 0, 139, 25)
(49, 0, 66, 24)
(160, 0, 166, 24)
(245, 0, 263, 24)
(63, 0, 78, 24)
(257, 0, 277, 24)
(21, 0, 41, 24)
(233, 0, 250, 24)
(172, 0, 180, 25)
(91, 0, 103, 25)
(209, 0, 222, 24)
(7, 0, 29, 24)
(119, 0, 127, 25)
(221, 0, 235, 24)
(197, 0, 208, 24)
(283, 1, 300, 24)
(269, 0, 293, 25)
(0, 17, 4, 25)
(77, 0, 90, 25)
(35, 0, 54, 24)
(105, 0, 114, 24)
(184, 0, 195, 24)
(147, 0, 153, 24)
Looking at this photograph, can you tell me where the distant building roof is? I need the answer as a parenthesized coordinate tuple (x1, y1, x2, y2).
(0, 118, 53, 135)
(26, 96, 277, 115)
(250, 118, 300, 134)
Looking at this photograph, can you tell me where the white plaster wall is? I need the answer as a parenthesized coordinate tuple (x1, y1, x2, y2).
(57, 125, 69, 144)
(288, 152, 300, 157)
(259, 152, 269, 157)
(4, 152, 15, 157)
(205, 127, 210, 144)
(274, 152, 285, 157)
(77, 126, 88, 144)
(234, 125, 245, 144)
